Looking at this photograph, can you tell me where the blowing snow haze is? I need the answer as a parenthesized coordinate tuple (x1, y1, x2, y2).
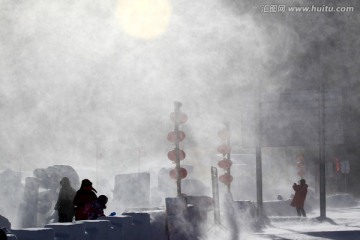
(0, 0, 269, 172)
(0, 0, 360, 211)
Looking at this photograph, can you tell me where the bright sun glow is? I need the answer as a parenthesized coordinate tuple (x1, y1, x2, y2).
(116, 0, 171, 40)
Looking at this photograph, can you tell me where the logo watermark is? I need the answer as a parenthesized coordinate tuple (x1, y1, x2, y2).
(261, 5, 355, 13)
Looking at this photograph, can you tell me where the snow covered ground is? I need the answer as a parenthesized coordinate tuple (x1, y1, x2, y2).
(5, 198, 360, 240)
(251, 206, 360, 239)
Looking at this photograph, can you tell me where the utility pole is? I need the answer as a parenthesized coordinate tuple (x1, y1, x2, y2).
(319, 75, 326, 220)
(256, 79, 264, 221)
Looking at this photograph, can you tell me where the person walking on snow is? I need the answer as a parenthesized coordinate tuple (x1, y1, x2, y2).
(290, 179, 308, 217)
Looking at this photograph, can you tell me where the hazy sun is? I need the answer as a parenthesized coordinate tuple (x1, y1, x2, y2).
(116, 0, 172, 40)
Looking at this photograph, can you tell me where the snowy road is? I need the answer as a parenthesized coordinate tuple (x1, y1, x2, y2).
(252, 206, 360, 239)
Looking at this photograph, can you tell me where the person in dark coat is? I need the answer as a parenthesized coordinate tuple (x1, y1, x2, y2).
(0, 228, 7, 240)
(54, 177, 77, 222)
(73, 179, 97, 220)
(88, 195, 108, 220)
(290, 179, 308, 217)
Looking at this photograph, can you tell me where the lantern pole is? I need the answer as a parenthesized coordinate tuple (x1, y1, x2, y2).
(167, 102, 188, 197)
(174, 101, 182, 197)
(217, 123, 233, 191)
(225, 122, 231, 192)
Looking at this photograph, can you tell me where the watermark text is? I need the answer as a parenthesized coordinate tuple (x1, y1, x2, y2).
(261, 5, 355, 13)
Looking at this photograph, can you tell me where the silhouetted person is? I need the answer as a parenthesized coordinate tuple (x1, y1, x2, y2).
(54, 177, 76, 222)
(0, 228, 7, 240)
(88, 195, 108, 220)
(73, 179, 97, 220)
(290, 179, 308, 217)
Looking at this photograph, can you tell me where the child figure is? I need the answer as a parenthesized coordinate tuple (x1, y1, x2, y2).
(88, 195, 108, 220)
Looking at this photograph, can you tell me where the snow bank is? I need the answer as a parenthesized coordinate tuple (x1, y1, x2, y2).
(11, 228, 54, 240)
(44, 222, 86, 240)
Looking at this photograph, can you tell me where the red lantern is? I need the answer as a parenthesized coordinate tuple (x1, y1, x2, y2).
(218, 129, 230, 141)
(296, 161, 304, 168)
(169, 167, 187, 179)
(167, 149, 186, 161)
(218, 159, 232, 169)
(296, 153, 304, 162)
(217, 144, 231, 154)
(335, 158, 341, 173)
(167, 131, 186, 143)
(219, 173, 233, 185)
(170, 112, 188, 124)
(295, 152, 305, 178)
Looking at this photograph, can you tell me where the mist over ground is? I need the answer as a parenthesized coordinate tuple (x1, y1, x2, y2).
(0, 0, 359, 232)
